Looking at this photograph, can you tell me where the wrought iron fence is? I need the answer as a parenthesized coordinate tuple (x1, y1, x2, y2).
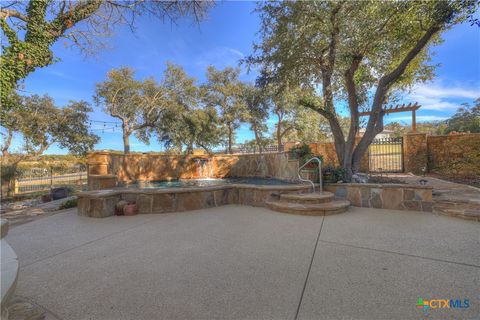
(13, 166, 87, 195)
(213, 144, 284, 154)
(368, 137, 404, 173)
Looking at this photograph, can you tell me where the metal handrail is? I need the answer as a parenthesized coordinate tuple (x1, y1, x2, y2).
(298, 157, 322, 193)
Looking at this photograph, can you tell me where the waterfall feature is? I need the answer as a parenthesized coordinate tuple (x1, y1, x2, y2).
(254, 155, 267, 176)
(193, 158, 213, 178)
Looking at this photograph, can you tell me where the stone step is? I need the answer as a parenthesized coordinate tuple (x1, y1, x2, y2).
(433, 206, 480, 221)
(265, 199, 350, 216)
(280, 192, 334, 204)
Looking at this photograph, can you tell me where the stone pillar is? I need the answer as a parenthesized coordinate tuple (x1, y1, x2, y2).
(87, 152, 112, 175)
(403, 133, 427, 174)
(87, 152, 118, 190)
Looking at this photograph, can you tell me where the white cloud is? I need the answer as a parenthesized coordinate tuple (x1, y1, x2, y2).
(414, 86, 478, 99)
(388, 115, 448, 122)
(407, 81, 479, 111)
(195, 46, 245, 69)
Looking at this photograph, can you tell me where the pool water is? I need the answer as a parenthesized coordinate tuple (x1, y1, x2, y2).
(126, 178, 294, 189)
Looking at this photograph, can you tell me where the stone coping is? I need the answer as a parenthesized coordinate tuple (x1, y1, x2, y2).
(79, 182, 315, 199)
(1, 220, 19, 319)
(326, 182, 434, 190)
(434, 198, 480, 205)
(88, 174, 117, 179)
(88, 151, 286, 157)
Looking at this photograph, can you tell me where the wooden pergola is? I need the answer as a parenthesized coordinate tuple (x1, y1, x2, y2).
(358, 102, 421, 132)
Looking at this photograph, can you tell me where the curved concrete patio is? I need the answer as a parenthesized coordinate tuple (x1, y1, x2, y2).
(5, 206, 480, 320)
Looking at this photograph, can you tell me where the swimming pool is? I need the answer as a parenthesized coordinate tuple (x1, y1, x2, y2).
(127, 178, 295, 189)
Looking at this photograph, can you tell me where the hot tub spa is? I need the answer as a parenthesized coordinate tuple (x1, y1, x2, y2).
(126, 177, 296, 189)
(78, 178, 314, 218)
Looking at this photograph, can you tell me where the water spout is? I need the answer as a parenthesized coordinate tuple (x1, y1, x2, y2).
(193, 158, 212, 178)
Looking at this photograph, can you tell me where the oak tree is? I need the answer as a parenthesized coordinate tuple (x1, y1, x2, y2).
(94, 67, 165, 154)
(153, 64, 225, 154)
(248, 0, 477, 180)
(0, 0, 211, 111)
(243, 84, 270, 152)
(203, 66, 247, 154)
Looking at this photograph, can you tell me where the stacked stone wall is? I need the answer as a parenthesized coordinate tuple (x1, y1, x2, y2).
(427, 133, 480, 177)
(87, 152, 299, 189)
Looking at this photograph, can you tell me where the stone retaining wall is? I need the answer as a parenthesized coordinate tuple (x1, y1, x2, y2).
(403, 133, 480, 176)
(427, 134, 480, 177)
(78, 184, 313, 218)
(325, 183, 433, 212)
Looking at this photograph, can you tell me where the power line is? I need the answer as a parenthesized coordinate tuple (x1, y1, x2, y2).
(90, 120, 121, 124)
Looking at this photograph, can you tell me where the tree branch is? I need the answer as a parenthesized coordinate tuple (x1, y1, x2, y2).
(1, 127, 13, 157)
(352, 23, 444, 169)
(46, 0, 102, 39)
(381, 25, 441, 88)
(0, 18, 19, 44)
(0, 8, 28, 22)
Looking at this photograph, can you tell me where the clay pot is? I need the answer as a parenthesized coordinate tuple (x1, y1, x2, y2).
(123, 203, 138, 216)
(115, 200, 128, 216)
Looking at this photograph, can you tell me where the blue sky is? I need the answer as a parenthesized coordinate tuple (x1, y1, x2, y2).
(11, 2, 480, 154)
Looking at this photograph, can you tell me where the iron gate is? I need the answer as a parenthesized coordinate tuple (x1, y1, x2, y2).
(368, 137, 403, 173)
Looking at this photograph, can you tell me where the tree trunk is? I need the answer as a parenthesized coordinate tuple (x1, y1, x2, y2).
(121, 122, 131, 154)
(342, 145, 355, 181)
(253, 123, 262, 153)
(1, 128, 13, 158)
(227, 123, 233, 154)
(123, 132, 130, 154)
(186, 143, 193, 154)
(275, 111, 283, 150)
(342, 55, 362, 180)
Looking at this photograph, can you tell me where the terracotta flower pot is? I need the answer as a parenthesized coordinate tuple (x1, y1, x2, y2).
(123, 203, 138, 216)
(115, 200, 128, 216)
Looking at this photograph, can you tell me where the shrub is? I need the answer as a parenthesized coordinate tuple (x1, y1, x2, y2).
(59, 198, 78, 210)
(289, 143, 316, 165)
(323, 166, 346, 183)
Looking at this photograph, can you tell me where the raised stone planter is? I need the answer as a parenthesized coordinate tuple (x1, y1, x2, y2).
(1, 219, 19, 320)
(78, 183, 314, 218)
(325, 183, 434, 212)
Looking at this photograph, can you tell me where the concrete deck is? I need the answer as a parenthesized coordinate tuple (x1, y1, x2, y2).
(5, 206, 480, 320)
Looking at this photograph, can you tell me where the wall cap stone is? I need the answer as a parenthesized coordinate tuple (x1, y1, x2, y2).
(326, 182, 433, 190)
(89, 174, 117, 179)
(79, 182, 315, 199)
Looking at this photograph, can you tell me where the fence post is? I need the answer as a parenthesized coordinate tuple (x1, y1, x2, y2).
(50, 166, 53, 190)
(13, 179, 19, 195)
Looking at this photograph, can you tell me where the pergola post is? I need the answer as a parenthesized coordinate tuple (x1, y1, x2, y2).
(412, 108, 417, 133)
